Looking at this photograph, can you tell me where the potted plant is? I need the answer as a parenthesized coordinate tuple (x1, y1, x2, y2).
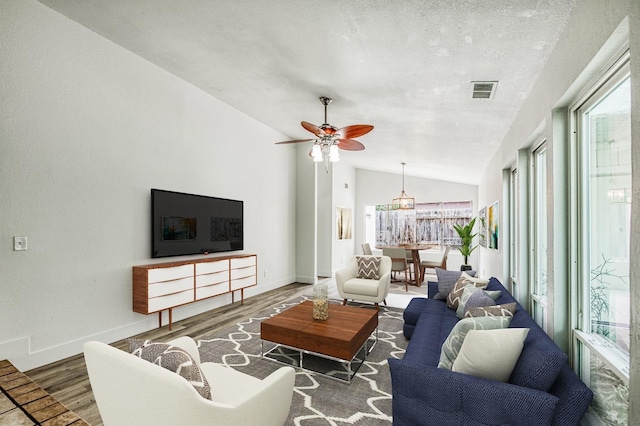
(453, 217, 477, 271)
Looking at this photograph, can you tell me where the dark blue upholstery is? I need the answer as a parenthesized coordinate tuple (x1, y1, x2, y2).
(390, 277, 593, 425)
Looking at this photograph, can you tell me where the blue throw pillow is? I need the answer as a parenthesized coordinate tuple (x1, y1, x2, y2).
(509, 344, 568, 392)
(457, 286, 496, 318)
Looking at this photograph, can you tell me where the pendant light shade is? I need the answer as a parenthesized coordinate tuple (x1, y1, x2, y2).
(392, 162, 414, 210)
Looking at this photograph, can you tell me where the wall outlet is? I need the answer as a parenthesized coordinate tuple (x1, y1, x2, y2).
(14, 236, 27, 251)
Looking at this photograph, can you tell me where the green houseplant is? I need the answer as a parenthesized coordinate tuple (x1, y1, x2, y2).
(453, 217, 477, 271)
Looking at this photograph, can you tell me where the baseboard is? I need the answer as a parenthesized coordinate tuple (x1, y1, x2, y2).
(1, 277, 297, 372)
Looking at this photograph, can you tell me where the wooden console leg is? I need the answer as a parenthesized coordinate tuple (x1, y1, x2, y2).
(342, 299, 347, 305)
(158, 311, 162, 328)
(168, 308, 173, 331)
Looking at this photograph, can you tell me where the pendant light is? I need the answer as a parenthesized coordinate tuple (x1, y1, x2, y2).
(392, 162, 414, 210)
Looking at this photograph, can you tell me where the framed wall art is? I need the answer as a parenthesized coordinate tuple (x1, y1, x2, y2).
(488, 201, 499, 250)
(336, 206, 353, 240)
(478, 207, 487, 248)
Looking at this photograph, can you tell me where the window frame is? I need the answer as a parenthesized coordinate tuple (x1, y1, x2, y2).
(570, 52, 631, 382)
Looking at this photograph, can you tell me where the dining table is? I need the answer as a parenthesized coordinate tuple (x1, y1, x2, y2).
(377, 244, 435, 287)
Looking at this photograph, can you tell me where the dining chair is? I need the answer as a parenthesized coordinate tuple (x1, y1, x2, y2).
(361, 243, 373, 255)
(405, 249, 414, 282)
(419, 245, 450, 279)
(382, 247, 412, 290)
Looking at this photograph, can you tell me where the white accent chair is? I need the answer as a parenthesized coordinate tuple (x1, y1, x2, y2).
(84, 336, 295, 426)
(335, 255, 392, 310)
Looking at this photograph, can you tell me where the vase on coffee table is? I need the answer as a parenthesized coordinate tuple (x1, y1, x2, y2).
(313, 282, 329, 320)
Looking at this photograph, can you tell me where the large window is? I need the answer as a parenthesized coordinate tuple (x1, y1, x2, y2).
(371, 201, 473, 247)
(531, 143, 548, 331)
(573, 55, 630, 424)
(508, 168, 519, 299)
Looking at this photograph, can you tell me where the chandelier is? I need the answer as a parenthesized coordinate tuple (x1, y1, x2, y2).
(392, 162, 414, 210)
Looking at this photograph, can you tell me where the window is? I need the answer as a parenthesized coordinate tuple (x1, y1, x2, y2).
(573, 55, 630, 424)
(508, 168, 519, 299)
(366, 201, 473, 247)
(531, 143, 548, 331)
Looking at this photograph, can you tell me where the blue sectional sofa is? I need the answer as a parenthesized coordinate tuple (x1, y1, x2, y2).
(389, 277, 593, 425)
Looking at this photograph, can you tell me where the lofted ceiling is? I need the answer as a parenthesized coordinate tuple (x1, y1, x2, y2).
(38, 0, 578, 184)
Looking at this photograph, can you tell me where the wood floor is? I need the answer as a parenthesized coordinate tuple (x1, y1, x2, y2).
(24, 283, 310, 426)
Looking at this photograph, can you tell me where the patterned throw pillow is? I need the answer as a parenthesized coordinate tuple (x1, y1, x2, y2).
(465, 302, 517, 318)
(446, 273, 489, 310)
(456, 285, 496, 319)
(128, 339, 212, 400)
(433, 268, 476, 300)
(356, 256, 381, 279)
(437, 316, 512, 370)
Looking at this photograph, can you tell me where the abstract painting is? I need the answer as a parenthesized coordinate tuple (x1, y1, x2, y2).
(488, 201, 499, 250)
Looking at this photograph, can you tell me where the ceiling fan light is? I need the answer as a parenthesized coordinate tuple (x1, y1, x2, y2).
(329, 144, 339, 162)
(312, 144, 323, 162)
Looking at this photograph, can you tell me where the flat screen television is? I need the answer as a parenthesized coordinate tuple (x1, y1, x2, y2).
(151, 189, 243, 258)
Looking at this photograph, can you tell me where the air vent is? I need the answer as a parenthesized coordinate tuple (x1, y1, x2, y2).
(471, 81, 498, 99)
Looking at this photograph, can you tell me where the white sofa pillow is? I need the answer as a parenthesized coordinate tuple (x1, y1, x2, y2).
(452, 328, 530, 382)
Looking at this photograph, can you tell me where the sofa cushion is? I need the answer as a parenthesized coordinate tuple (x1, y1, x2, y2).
(343, 278, 380, 297)
(437, 316, 512, 370)
(456, 285, 496, 318)
(465, 302, 517, 318)
(433, 269, 476, 300)
(356, 256, 381, 279)
(404, 297, 455, 326)
(404, 310, 460, 366)
(128, 339, 213, 400)
(447, 274, 489, 310)
(452, 328, 529, 382)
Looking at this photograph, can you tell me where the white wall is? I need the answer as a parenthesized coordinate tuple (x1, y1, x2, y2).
(477, 154, 505, 282)
(0, 0, 297, 370)
(355, 168, 479, 271)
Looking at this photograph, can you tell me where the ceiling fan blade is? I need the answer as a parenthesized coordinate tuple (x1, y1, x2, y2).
(336, 124, 374, 139)
(275, 139, 314, 145)
(337, 138, 365, 151)
(301, 121, 325, 137)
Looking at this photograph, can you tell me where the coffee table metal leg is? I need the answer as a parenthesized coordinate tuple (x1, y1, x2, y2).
(261, 327, 378, 384)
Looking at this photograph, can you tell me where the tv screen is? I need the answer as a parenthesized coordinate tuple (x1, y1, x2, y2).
(151, 189, 243, 258)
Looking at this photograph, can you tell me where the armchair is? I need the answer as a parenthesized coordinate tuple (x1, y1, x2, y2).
(335, 255, 392, 310)
(84, 336, 295, 426)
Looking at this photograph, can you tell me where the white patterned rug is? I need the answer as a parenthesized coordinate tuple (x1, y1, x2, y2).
(197, 296, 408, 425)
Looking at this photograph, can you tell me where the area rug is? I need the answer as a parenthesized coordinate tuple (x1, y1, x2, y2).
(197, 296, 407, 425)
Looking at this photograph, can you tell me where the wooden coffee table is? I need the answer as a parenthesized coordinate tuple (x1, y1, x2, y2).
(260, 301, 378, 383)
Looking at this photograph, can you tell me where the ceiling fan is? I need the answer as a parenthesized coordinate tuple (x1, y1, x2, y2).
(276, 96, 373, 171)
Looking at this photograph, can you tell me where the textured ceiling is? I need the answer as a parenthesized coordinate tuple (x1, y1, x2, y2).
(38, 0, 578, 184)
